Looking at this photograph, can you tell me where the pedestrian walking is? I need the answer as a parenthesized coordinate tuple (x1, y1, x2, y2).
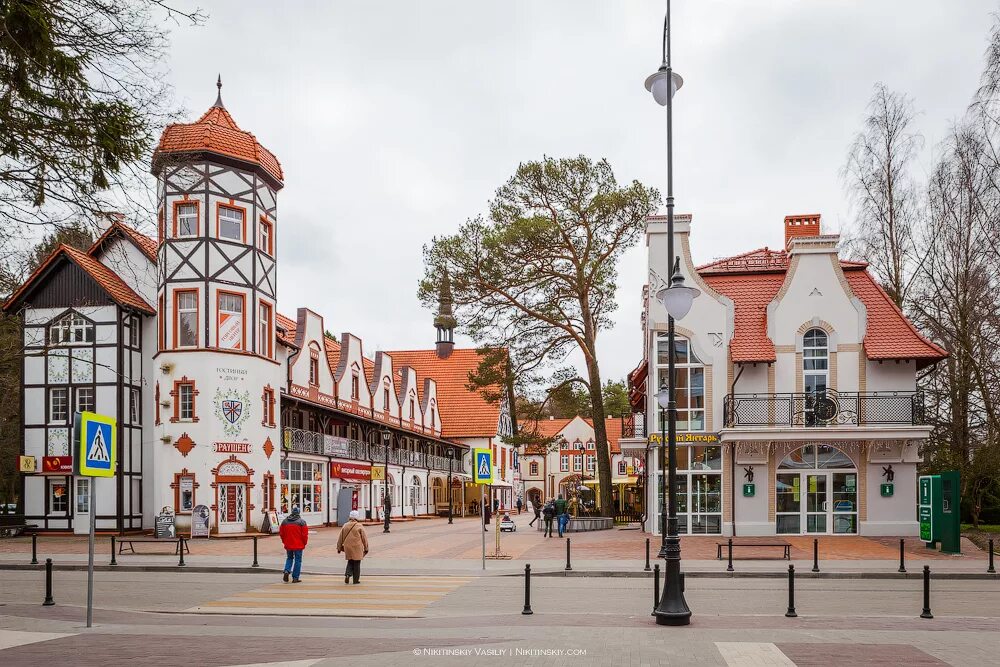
(337, 509, 369, 584)
(280, 505, 309, 583)
(542, 499, 555, 537)
(516, 497, 523, 515)
(529, 500, 541, 527)
(382, 490, 392, 533)
(555, 494, 569, 538)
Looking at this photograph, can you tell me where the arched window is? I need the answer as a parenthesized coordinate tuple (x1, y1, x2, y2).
(802, 328, 829, 395)
(50, 312, 94, 345)
(779, 444, 854, 470)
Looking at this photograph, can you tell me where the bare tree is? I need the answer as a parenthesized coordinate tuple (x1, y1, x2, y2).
(842, 83, 924, 309)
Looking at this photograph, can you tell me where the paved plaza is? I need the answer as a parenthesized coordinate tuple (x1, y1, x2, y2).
(1, 515, 997, 665)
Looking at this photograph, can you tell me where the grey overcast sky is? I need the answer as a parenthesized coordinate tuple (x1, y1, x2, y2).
(163, 0, 996, 386)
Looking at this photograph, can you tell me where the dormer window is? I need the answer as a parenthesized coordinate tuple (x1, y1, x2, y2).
(309, 358, 319, 386)
(351, 373, 360, 400)
(383, 386, 390, 411)
(50, 312, 93, 345)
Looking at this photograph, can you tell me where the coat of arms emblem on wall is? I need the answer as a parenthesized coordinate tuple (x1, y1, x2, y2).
(214, 388, 251, 437)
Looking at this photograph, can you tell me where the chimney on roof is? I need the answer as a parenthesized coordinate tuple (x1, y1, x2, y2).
(434, 269, 457, 359)
(784, 214, 821, 248)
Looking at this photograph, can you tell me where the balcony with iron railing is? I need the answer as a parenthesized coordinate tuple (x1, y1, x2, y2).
(620, 412, 647, 439)
(282, 428, 467, 473)
(723, 390, 925, 428)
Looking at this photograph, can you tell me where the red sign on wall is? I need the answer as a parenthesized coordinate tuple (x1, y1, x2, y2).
(330, 461, 371, 482)
(214, 442, 251, 454)
(41, 456, 73, 474)
(225, 486, 238, 522)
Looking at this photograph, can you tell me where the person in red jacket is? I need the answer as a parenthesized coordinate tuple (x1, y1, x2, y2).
(279, 505, 309, 583)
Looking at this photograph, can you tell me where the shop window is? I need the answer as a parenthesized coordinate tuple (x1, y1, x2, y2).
(218, 204, 245, 241)
(280, 459, 323, 514)
(175, 290, 199, 348)
(49, 388, 68, 423)
(217, 292, 245, 350)
(174, 201, 198, 237)
(50, 312, 94, 345)
(656, 334, 705, 432)
(76, 387, 95, 414)
(49, 480, 68, 513)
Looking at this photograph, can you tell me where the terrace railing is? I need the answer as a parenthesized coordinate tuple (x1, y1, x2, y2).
(723, 390, 925, 428)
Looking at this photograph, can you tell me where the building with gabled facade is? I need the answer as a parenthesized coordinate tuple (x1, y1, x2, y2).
(620, 213, 947, 538)
(4, 82, 514, 533)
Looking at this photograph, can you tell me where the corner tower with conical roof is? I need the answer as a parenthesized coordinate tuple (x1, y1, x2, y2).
(149, 79, 283, 533)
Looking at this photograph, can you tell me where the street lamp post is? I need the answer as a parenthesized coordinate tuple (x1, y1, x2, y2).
(645, 0, 700, 627)
(656, 379, 668, 558)
(447, 447, 454, 524)
(382, 427, 391, 534)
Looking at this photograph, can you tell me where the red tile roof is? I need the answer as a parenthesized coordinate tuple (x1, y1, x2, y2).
(276, 312, 298, 348)
(386, 348, 501, 439)
(3, 244, 154, 315)
(89, 221, 158, 262)
(154, 103, 283, 185)
(697, 248, 946, 367)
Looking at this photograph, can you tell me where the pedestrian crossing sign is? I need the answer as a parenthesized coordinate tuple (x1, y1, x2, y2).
(73, 411, 116, 478)
(474, 448, 493, 484)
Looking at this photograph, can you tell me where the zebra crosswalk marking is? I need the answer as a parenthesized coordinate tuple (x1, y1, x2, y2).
(186, 575, 473, 618)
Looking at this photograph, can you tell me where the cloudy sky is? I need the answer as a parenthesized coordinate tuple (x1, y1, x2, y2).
(162, 0, 996, 385)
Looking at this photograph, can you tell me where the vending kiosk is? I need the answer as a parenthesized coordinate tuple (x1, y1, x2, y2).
(917, 471, 961, 554)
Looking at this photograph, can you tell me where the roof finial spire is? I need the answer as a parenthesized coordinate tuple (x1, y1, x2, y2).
(213, 74, 224, 108)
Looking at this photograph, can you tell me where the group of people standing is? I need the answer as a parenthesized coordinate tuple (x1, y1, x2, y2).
(528, 495, 570, 537)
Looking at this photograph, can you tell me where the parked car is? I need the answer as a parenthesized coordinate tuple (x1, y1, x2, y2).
(499, 514, 516, 532)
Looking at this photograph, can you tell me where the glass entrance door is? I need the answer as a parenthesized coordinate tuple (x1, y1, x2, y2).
(805, 474, 828, 533)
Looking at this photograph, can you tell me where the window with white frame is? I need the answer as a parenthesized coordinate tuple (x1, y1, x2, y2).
(176, 203, 198, 237)
(586, 439, 595, 450)
(529, 461, 539, 476)
(49, 388, 68, 422)
(618, 460, 627, 475)
(49, 480, 68, 513)
(217, 293, 244, 350)
(586, 455, 596, 473)
(803, 328, 829, 394)
(560, 454, 569, 472)
(656, 334, 705, 432)
(129, 315, 140, 347)
(50, 312, 94, 345)
(176, 291, 198, 347)
(573, 454, 583, 472)
(76, 387, 95, 414)
(178, 383, 195, 420)
(129, 387, 141, 424)
(258, 217, 273, 254)
(258, 302, 272, 357)
(219, 205, 244, 241)
(280, 459, 323, 514)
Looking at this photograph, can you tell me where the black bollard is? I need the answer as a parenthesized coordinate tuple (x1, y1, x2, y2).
(178, 538, 186, 567)
(988, 539, 995, 574)
(785, 564, 797, 617)
(42, 558, 55, 606)
(727, 537, 734, 572)
(252, 536, 259, 567)
(812, 538, 819, 573)
(110, 536, 117, 566)
(565, 538, 572, 571)
(898, 538, 906, 573)
(652, 563, 660, 615)
(31, 533, 38, 565)
(521, 564, 533, 615)
(920, 565, 933, 619)
(644, 538, 651, 572)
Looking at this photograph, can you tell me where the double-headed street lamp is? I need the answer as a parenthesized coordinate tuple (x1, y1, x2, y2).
(645, 0, 700, 627)
(447, 447, 454, 524)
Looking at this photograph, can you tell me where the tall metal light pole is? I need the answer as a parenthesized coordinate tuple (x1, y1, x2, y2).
(644, 0, 700, 627)
(657, 379, 668, 557)
(382, 427, 391, 534)
(447, 447, 454, 524)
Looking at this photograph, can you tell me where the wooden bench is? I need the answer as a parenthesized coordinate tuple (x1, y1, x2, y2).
(716, 541, 791, 560)
(0, 524, 36, 538)
(117, 537, 190, 555)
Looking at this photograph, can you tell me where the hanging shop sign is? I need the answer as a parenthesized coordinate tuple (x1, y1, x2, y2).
(648, 432, 720, 445)
(330, 462, 371, 482)
(41, 455, 73, 475)
(18, 456, 36, 473)
(880, 483, 894, 497)
(742, 483, 756, 497)
(371, 465, 386, 481)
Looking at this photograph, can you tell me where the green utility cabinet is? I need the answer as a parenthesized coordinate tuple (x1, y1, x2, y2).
(918, 471, 961, 554)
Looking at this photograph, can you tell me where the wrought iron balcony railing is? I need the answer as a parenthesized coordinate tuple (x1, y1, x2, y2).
(621, 412, 647, 438)
(281, 428, 467, 473)
(723, 390, 925, 428)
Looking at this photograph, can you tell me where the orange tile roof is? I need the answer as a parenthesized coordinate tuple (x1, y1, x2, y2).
(386, 348, 501, 438)
(89, 221, 158, 262)
(697, 249, 946, 367)
(276, 312, 297, 348)
(154, 103, 283, 185)
(3, 244, 154, 315)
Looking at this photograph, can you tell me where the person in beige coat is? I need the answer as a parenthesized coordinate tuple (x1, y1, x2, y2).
(337, 509, 369, 584)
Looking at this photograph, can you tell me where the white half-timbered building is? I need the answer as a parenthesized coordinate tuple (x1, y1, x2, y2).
(5, 84, 517, 533)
